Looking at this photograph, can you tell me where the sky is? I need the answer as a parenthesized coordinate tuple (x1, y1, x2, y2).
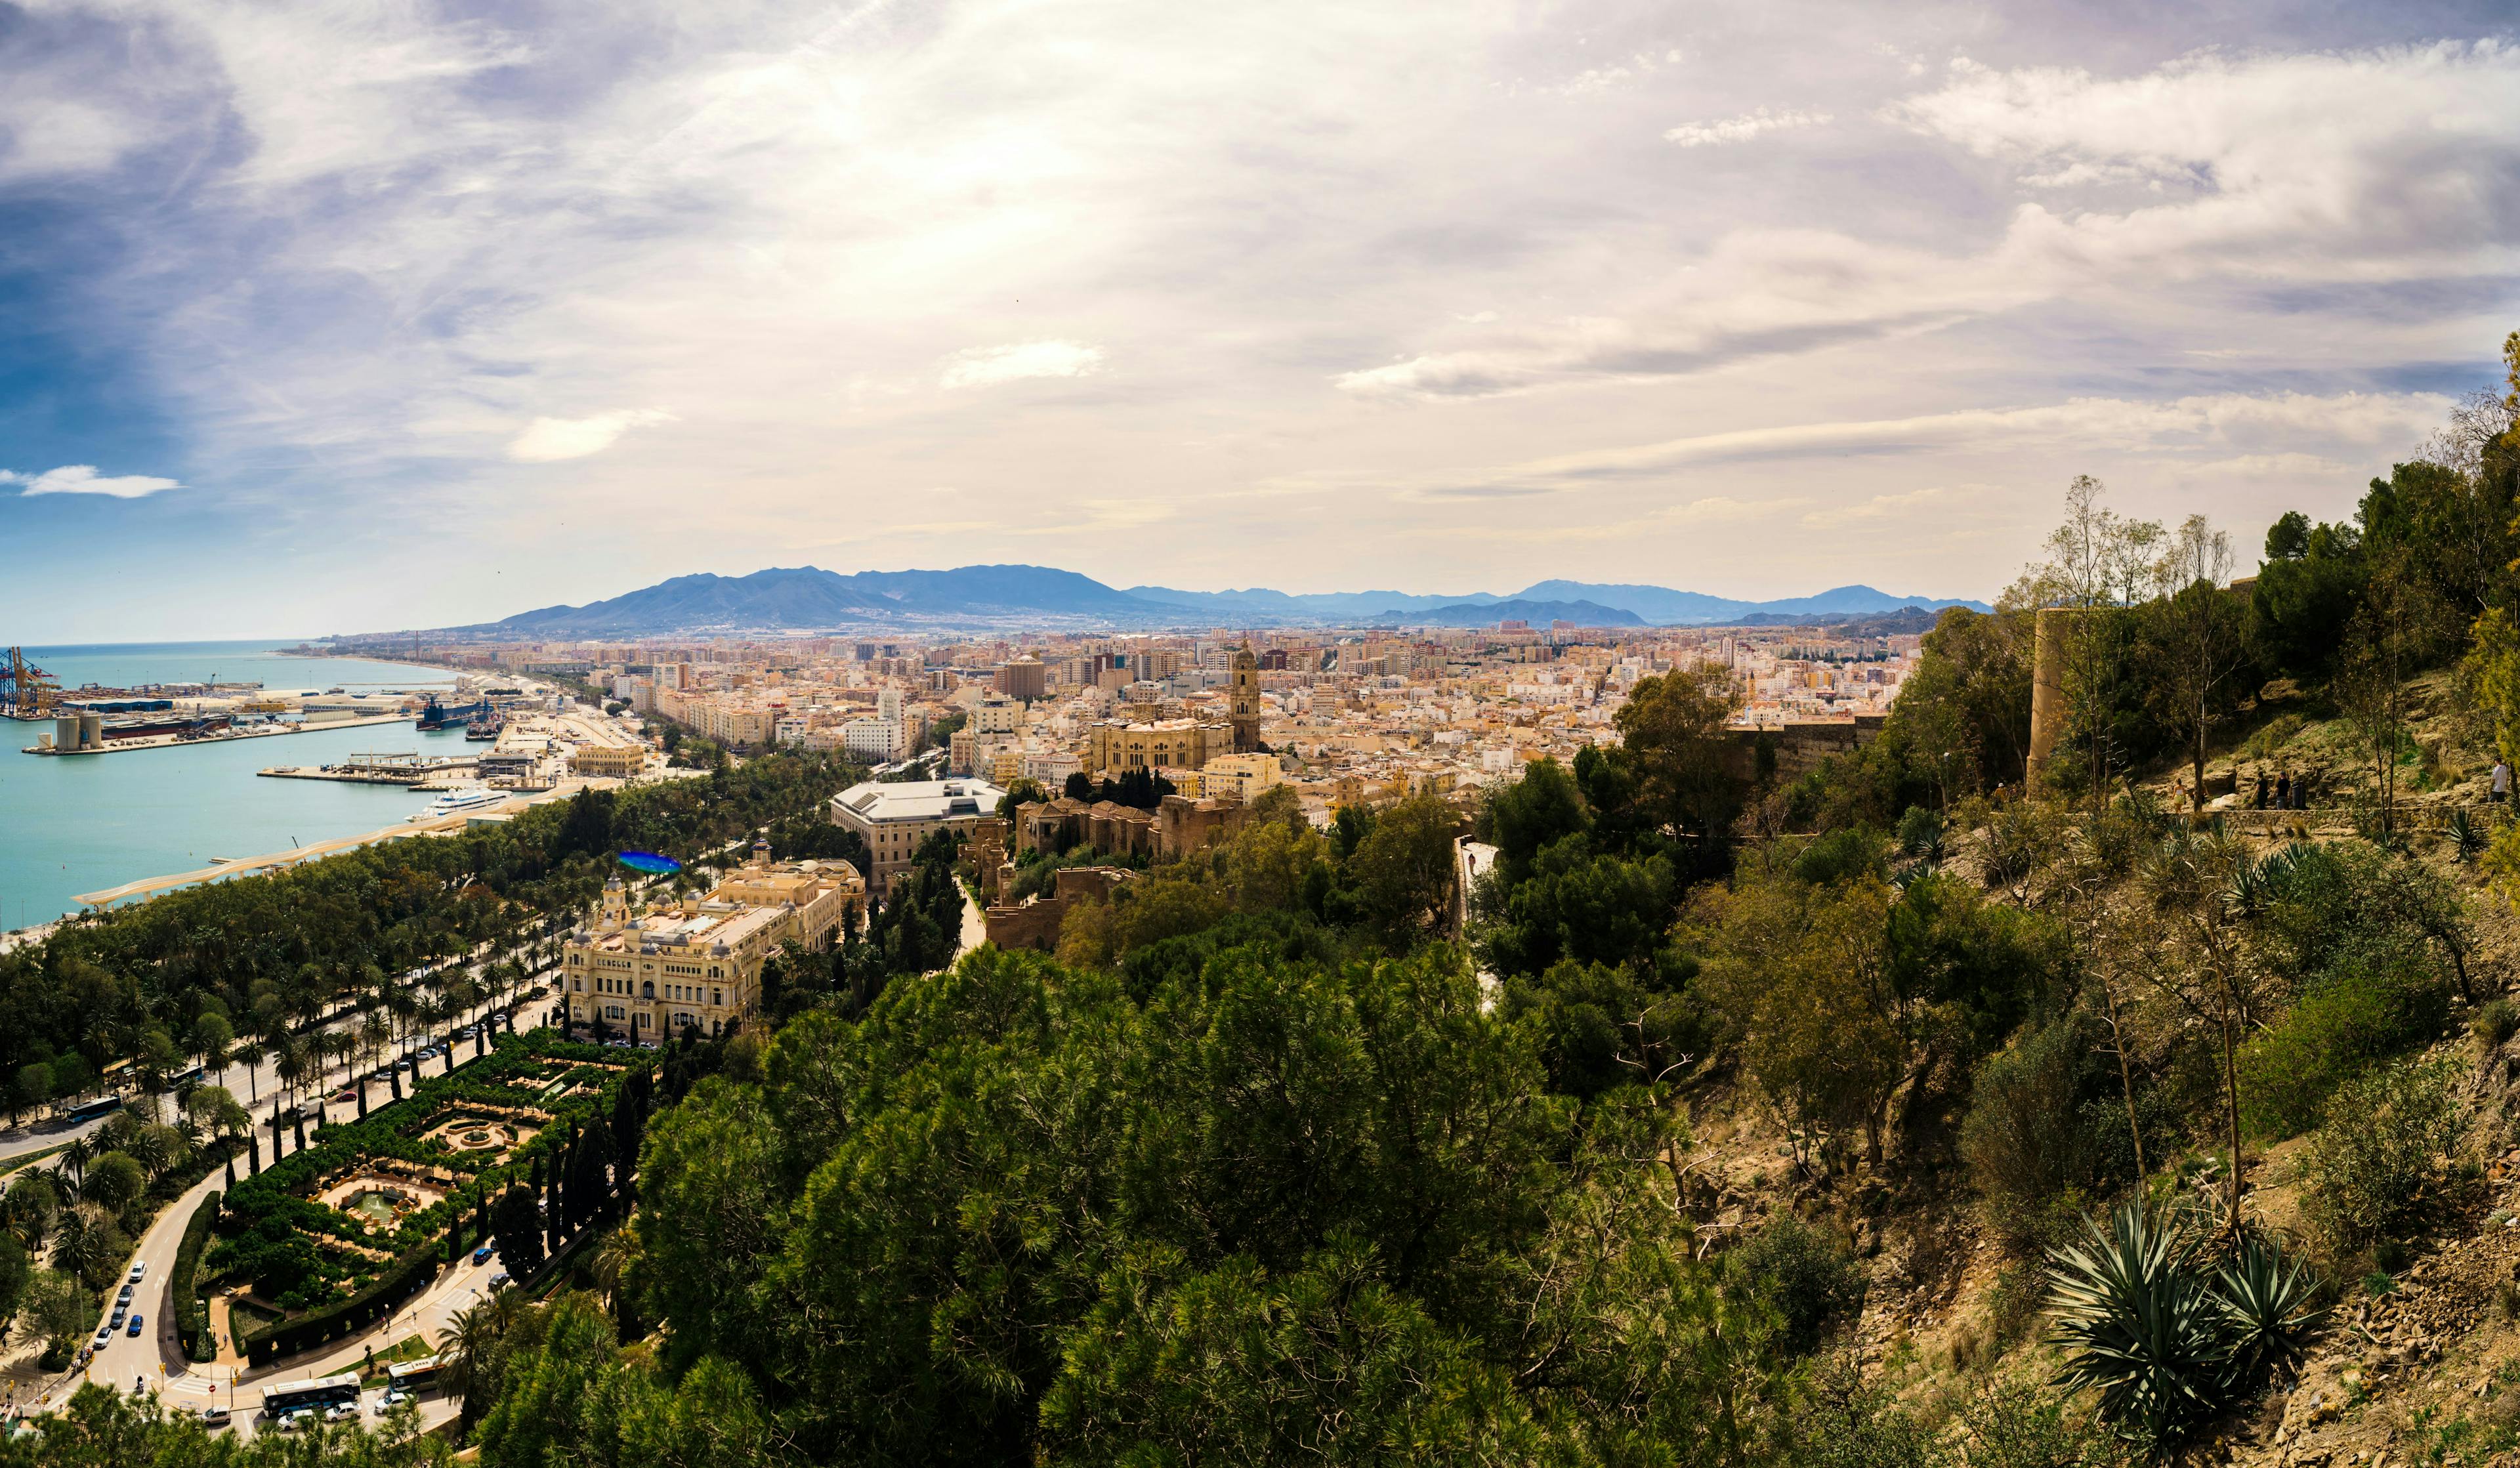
(1, 0, 2516, 640)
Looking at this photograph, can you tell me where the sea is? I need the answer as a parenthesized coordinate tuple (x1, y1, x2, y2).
(1, 641, 474, 932)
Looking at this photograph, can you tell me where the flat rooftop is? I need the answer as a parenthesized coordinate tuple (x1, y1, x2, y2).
(832, 778, 1007, 824)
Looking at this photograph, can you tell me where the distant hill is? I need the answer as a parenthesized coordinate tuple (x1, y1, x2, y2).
(412, 565, 1988, 637)
(487, 565, 1173, 635)
(1125, 585, 1501, 619)
(1361, 598, 1645, 628)
(1513, 579, 1987, 624)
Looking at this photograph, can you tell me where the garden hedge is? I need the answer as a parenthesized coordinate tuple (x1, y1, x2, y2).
(172, 1189, 222, 1361)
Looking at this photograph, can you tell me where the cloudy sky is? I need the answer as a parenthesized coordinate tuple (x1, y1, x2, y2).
(2, 0, 2515, 639)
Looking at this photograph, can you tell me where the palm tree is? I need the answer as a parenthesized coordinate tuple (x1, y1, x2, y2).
(232, 1039, 265, 1106)
(439, 1290, 524, 1421)
(58, 1137, 92, 1190)
(357, 1012, 388, 1080)
(592, 1227, 643, 1322)
(275, 1038, 310, 1121)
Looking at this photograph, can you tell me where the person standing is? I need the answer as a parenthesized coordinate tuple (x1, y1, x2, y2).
(2274, 772, 2291, 810)
(2254, 772, 2269, 809)
(2493, 758, 2511, 805)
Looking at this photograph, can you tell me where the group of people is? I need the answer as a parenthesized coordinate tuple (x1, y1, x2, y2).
(2251, 770, 2317, 810)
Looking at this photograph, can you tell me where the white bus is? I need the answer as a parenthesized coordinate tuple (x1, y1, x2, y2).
(260, 1375, 360, 1418)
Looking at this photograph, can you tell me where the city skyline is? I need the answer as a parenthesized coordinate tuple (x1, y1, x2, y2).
(5, 1, 2518, 640)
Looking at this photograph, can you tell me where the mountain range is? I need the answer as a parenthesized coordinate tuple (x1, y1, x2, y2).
(450, 565, 1986, 637)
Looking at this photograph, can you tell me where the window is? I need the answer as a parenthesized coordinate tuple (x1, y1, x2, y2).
(711, 989, 722, 1007)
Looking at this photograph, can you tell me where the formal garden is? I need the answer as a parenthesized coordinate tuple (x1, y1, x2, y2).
(189, 1032, 654, 1367)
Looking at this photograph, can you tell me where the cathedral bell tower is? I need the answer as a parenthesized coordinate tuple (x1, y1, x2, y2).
(1228, 643, 1261, 754)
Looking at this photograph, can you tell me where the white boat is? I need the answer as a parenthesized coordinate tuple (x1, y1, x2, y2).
(410, 787, 504, 822)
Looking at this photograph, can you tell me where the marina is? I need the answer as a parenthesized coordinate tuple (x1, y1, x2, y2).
(0, 642, 476, 930)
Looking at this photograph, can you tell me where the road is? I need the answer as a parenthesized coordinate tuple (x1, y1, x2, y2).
(19, 812, 776, 1434)
(22, 950, 555, 1422)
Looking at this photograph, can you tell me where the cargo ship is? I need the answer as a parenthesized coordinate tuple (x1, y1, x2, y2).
(464, 712, 504, 742)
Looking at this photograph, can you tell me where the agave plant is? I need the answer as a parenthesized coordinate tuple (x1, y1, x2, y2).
(2047, 1202, 2230, 1454)
(2449, 808, 2487, 864)
(2046, 1202, 2327, 1459)
(2215, 1232, 2328, 1383)
(2221, 854, 2267, 921)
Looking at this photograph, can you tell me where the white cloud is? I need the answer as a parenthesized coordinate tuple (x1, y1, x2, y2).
(506, 410, 675, 463)
(938, 341, 1106, 390)
(1802, 488, 1949, 528)
(1445, 390, 2447, 492)
(0, 465, 182, 498)
(1663, 107, 1831, 148)
(1352, 41, 2520, 400)
(3, 3, 2510, 622)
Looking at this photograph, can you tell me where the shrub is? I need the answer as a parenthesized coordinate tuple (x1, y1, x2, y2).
(1795, 828, 1887, 887)
(1728, 1214, 1864, 1353)
(2475, 997, 2519, 1050)
(1961, 1014, 2112, 1246)
(2238, 952, 2448, 1137)
(2298, 1059, 2462, 1253)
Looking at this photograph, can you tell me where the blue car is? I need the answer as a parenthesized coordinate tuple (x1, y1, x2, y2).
(127, 1314, 143, 1336)
(472, 1245, 495, 1265)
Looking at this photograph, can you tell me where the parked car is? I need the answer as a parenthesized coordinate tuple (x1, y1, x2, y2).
(127, 1314, 144, 1336)
(324, 1402, 358, 1423)
(110, 1307, 125, 1329)
(116, 1284, 133, 1305)
(379, 1387, 411, 1410)
(472, 1244, 495, 1266)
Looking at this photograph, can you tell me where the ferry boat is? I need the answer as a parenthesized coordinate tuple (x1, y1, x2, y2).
(410, 787, 505, 822)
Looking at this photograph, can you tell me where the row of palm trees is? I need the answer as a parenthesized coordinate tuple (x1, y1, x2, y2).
(187, 926, 558, 1132)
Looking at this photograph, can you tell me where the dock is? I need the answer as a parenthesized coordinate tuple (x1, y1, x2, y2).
(21, 713, 410, 756)
(259, 751, 482, 786)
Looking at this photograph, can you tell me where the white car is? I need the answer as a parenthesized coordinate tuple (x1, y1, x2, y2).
(128, 1262, 147, 1284)
(324, 1402, 359, 1423)
(91, 1325, 111, 1348)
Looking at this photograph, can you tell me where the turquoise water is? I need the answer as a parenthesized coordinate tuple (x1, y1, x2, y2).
(2, 642, 473, 931)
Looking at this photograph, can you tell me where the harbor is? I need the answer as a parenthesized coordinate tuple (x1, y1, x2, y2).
(0, 642, 478, 930)
(23, 711, 410, 755)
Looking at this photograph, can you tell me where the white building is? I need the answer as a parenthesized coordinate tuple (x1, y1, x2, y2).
(828, 777, 1009, 892)
(841, 717, 908, 762)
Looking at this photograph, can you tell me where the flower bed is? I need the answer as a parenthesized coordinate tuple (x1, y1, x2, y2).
(206, 1032, 637, 1315)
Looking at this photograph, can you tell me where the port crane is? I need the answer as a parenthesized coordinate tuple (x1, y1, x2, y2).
(1, 646, 59, 719)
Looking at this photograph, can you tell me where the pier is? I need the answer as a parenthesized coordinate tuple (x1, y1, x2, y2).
(259, 751, 482, 786)
(22, 713, 409, 756)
